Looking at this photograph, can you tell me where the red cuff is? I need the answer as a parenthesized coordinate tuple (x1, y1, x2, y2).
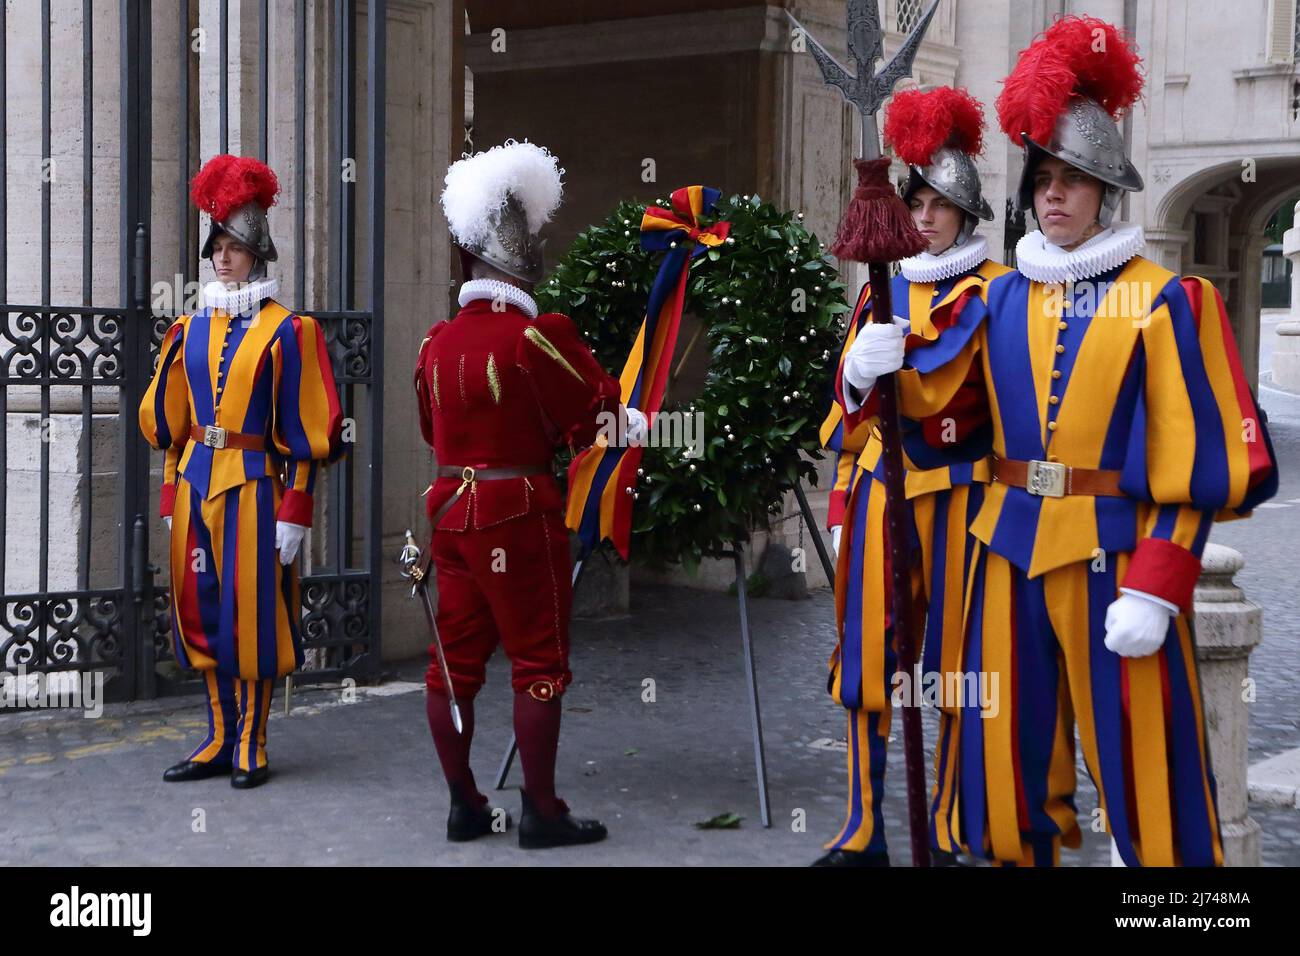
(827, 489, 847, 529)
(159, 483, 177, 518)
(1120, 537, 1203, 612)
(277, 489, 314, 527)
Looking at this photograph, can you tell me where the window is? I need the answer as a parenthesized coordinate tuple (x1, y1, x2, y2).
(896, 0, 924, 34)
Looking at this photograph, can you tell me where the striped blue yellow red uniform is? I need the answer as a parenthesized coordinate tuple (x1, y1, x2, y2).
(885, 256, 1278, 866)
(818, 256, 1010, 855)
(139, 296, 342, 770)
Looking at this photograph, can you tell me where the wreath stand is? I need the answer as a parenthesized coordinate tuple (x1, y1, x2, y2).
(492, 481, 837, 830)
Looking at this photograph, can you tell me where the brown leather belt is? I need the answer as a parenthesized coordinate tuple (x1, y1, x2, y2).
(190, 424, 266, 451)
(993, 457, 1125, 498)
(434, 464, 549, 482)
(428, 464, 550, 528)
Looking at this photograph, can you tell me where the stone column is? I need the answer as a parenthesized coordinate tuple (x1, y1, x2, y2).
(1193, 542, 1262, 867)
(1272, 199, 1300, 392)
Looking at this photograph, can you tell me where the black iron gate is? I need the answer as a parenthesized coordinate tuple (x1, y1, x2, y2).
(1, 0, 386, 702)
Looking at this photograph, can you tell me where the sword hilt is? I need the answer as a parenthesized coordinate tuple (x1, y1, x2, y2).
(398, 528, 424, 587)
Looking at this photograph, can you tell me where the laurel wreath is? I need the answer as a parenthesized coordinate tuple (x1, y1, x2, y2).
(536, 193, 849, 571)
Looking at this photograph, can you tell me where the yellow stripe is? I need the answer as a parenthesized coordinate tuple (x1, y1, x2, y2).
(1127, 651, 1174, 865)
(236, 485, 260, 678)
(523, 326, 585, 384)
(981, 551, 1023, 863)
(1024, 282, 1061, 450)
(1046, 559, 1106, 838)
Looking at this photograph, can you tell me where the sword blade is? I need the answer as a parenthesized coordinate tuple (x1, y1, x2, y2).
(416, 574, 463, 735)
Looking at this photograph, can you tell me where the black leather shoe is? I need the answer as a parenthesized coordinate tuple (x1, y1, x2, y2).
(230, 766, 270, 789)
(447, 791, 512, 842)
(811, 848, 891, 867)
(163, 759, 231, 783)
(518, 792, 608, 849)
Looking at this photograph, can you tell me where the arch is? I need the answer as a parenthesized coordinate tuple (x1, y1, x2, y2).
(1152, 154, 1300, 388)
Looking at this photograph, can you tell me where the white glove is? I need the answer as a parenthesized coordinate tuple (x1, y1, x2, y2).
(624, 406, 649, 446)
(831, 525, 842, 558)
(275, 521, 309, 566)
(842, 316, 909, 399)
(1103, 589, 1177, 658)
(164, 516, 172, 531)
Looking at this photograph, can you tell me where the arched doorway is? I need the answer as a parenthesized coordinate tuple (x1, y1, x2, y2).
(1152, 156, 1300, 389)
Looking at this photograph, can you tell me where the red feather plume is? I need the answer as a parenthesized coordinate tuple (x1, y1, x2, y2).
(995, 16, 1144, 147)
(884, 86, 986, 167)
(189, 154, 280, 223)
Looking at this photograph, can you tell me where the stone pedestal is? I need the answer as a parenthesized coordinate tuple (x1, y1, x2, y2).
(1272, 200, 1300, 392)
(1193, 542, 1263, 867)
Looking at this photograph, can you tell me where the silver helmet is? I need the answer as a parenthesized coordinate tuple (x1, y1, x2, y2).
(455, 193, 546, 284)
(1015, 96, 1144, 224)
(441, 141, 564, 288)
(905, 146, 994, 223)
(200, 200, 278, 264)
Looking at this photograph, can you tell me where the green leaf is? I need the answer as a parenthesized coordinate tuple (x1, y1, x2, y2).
(693, 812, 744, 830)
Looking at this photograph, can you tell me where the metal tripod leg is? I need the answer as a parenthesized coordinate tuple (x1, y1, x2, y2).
(732, 545, 772, 828)
(792, 480, 837, 585)
(494, 555, 587, 790)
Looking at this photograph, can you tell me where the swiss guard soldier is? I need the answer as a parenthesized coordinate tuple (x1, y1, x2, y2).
(140, 155, 344, 789)
(815, 87, 1009, 866)
(844, 17, 1279, 866)
(414, 140, 645, 848)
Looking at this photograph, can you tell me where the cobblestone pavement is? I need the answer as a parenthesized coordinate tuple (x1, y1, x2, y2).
(1213, 375, 1300, 765)
(2, 573, 1298, 866)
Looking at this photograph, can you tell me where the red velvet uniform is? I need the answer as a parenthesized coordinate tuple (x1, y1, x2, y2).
(413, 297, 621, 701)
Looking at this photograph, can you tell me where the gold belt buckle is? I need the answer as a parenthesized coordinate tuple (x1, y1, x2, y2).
(1025, 459, 1066, 498)
(461, 465, 476, 482)
(203, 425, 228, 449)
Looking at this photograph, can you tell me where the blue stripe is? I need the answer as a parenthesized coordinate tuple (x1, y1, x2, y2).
(959, 548, 990, 858)
(921, 489, 951, 676)
(832, 711, 865, 849)
(1015, 572, 1065, 838)
(986, 276, 1043, 461)
(256, 479, 279, 677)
(1162, 621, 1219, 865)
(217, 484, 242, 676)
(1086, 561, 1139, 866)
(1160, 280, 1232, 507)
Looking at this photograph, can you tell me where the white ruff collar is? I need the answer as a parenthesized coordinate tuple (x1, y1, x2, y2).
(899, 235, 989, 283)
(1015, 224, 1145, 284)
(203, 277, 278, 316)
(458, 278, 539, 319)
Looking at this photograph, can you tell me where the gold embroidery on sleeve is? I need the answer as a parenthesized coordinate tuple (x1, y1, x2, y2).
(486, 352, 502, 405)
(458, 353, 467, 405)
(523, 326, 585, 384)
(432, 360, 442, 410)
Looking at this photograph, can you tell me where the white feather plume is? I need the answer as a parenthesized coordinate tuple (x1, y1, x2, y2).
(441, 140, 565, 249)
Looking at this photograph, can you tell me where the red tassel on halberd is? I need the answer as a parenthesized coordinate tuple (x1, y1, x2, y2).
(830, 157, 929, 264)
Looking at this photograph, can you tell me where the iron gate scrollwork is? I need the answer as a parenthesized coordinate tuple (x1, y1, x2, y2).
(0, 0, 386, 702)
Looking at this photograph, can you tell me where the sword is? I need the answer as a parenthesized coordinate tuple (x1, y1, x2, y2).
(398, 528, 463, 734)
(786, 0, 940, 868)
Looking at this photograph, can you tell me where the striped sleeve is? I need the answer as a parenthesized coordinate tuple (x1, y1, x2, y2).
(138, 317, 191, 517)
(270, 314, 344, 527)
(820, 289, 872, 529)
(842, 286, 989, 438)
(1120, 277, 1278, 610)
